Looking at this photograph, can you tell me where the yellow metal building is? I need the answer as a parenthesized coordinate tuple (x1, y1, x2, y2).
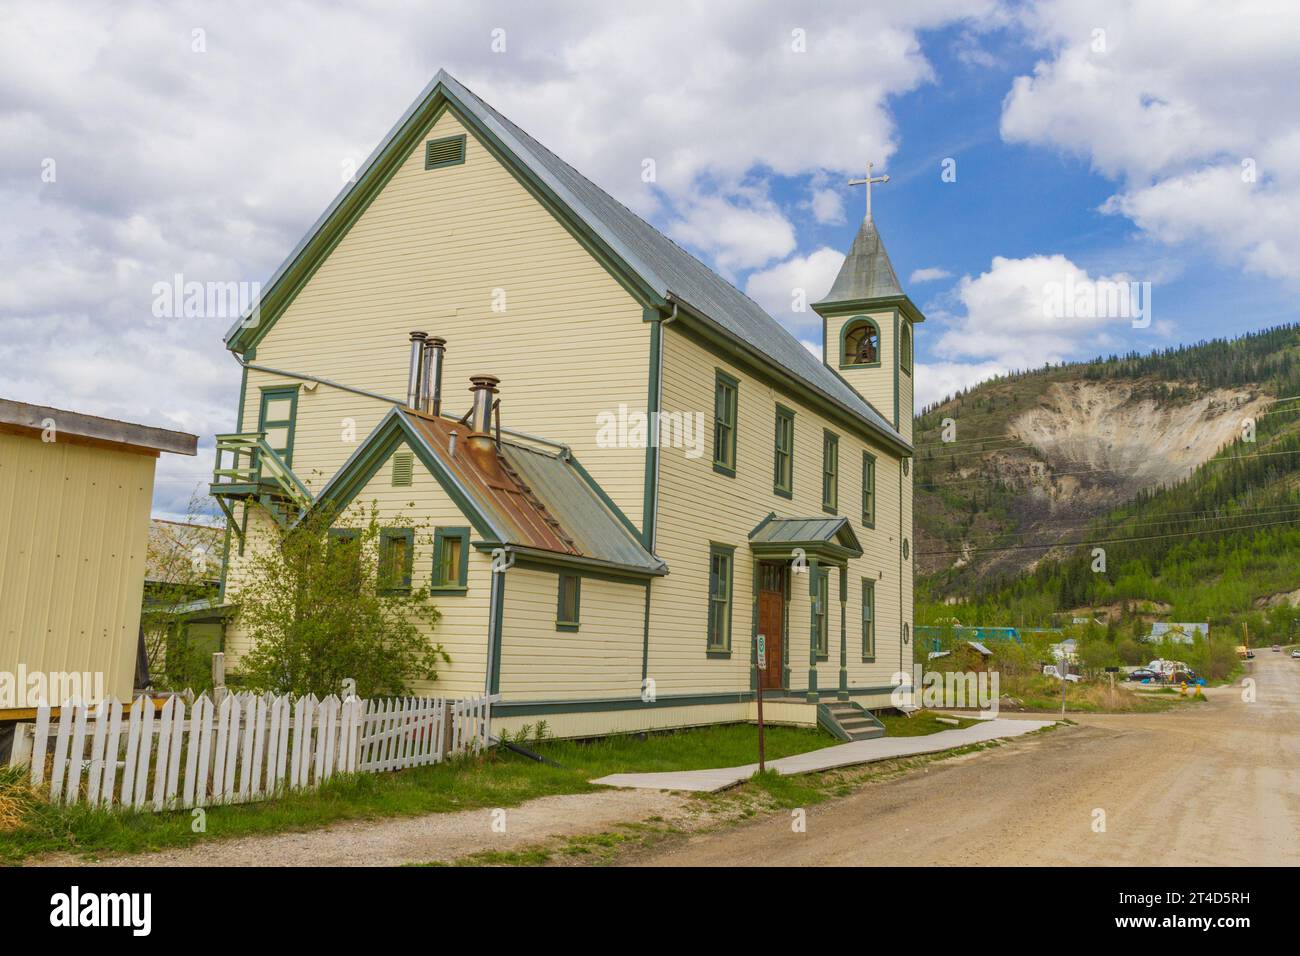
(0, 399, 197, 713)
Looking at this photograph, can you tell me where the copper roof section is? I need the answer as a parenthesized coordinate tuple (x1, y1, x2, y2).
(403, 411, 580, 556)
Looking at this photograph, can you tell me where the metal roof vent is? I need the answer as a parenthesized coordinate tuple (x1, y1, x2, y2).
(425, 134, 466, 170)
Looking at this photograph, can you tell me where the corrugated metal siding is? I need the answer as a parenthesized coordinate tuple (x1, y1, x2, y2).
(0, 433, 155, 701)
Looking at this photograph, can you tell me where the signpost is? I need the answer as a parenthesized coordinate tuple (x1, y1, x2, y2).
(1105, 666, 1119, 708)
(756, 633, 767, 771)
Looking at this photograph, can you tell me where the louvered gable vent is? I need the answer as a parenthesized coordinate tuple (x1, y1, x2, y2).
(392, 451, 414, 487)
(425, 134, 466, 170)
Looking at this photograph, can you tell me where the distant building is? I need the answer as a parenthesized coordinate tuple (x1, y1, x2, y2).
(1144, 622, 1208, 644)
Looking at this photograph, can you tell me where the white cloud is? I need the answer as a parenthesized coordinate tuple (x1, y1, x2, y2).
(0, 0, 1001, 515)
(801, 339, 824, 361)
(910, 266, 952, 283)
(809, 188, 846, 225)
(667, 191, 797, 276)
(1002, 0, 1300, 279)
(914, 360, 1008, 410)
(744, 247, 844, 326)
(933, 254, 1144, 368)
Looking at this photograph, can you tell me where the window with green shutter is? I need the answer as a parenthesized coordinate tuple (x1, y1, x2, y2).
(713, 370, 738, 477)
(556, 574, 581, 632)
(862, 451, 876, 527)
(862, 578, 876, 660)
(822, 430, 839, 513)
(378, 528, 414, 594)
(707, 544, 734, 655)
(431, 526, 469, 592)
(814, 569, 829, 658)
(773, 404, 794, 498)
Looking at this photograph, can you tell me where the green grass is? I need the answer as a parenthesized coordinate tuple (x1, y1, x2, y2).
(876, 711, 979, 737)
(0, 722, 835, 865)
(526, 722, 834, 774)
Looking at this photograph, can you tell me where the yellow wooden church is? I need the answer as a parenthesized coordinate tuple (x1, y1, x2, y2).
(214, 70, 920, 739)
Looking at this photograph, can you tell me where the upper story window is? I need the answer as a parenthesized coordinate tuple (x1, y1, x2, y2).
(712, 370, 738, 477)
(841, 317, 881, 369)
(822, 430, 839, 513)
(900, 322, 913, 375)
(556, 574, 581, 632)
(258, 386, 299, 466)
(862, 451, 876, 528)
(773, 405, 794, 498)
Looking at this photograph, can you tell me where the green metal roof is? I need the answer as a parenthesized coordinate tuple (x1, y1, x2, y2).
(748, 515, 863, 557)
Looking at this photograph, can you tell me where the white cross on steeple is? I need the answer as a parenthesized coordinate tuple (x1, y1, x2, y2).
(849, 161, 889, 222)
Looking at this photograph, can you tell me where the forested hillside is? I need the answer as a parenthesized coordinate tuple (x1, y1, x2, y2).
(915, 323, 1300, 647)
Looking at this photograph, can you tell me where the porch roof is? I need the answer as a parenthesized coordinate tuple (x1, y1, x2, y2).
(748, 514, 864, 562)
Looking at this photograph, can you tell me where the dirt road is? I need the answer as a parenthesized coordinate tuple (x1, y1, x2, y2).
(632, 656, 1300, 866)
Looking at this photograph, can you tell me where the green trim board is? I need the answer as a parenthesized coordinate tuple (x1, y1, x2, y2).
(773, 403, 794, 499)
(711, 368, 738, 478)
(487, 567, 505, 695)
(706, 542, 735, 657)
(837, 316, 883, 370)
(556, 572, 581, 631)
(490, 683, 912, 716)
(432, 526, 470, 592)
(641, 309, 663, 547)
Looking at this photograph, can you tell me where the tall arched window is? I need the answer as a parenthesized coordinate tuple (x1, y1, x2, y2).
(900, 322, 913, 375)
(841, 318, 881, 368)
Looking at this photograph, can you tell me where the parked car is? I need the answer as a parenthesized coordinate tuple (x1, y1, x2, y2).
(1128, 668, 1160, 682)
(1273, 644, 1281, 651)
(1290, 649, 1300, 659)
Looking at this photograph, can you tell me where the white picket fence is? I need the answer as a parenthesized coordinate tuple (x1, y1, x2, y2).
(28, 691, 496, 811)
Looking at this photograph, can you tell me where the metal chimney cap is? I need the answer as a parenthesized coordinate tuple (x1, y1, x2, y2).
(427, 336, 447, 348)
(468, 374, 500, 390)
(409, 330, 428, 341)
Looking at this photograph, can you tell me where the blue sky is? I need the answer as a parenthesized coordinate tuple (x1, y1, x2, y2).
(2, 1, 1297, 517)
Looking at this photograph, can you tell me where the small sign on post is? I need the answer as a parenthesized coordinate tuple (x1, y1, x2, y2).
(756, 633, 766, 772)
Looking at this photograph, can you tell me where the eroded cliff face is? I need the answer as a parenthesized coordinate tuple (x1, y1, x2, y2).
(1009, 381, 1269, 493)
(920, 380, 1270, 582)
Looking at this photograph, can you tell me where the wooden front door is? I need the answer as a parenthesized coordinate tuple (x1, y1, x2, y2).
(757, 562, 785, 690)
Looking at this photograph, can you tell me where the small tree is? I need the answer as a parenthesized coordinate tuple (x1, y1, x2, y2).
(234, 502, 448, 698)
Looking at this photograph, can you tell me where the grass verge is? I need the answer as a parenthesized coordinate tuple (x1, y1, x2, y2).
(0, 723, 833, 865)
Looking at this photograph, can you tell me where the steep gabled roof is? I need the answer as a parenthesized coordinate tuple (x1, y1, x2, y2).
(312, 408, 665, 577)
(225, 70, 910, 452)
(813, 215, 925, 324)
(819, 217, 903, 304)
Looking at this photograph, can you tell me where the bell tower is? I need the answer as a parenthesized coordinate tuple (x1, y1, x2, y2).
(812, 163, 924, 443)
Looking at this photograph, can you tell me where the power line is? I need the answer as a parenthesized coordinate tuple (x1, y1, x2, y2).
(917, 516, 1300, 558)
(923, 502, 1300, 552)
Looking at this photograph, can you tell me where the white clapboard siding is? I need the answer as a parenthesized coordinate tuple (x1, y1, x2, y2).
(28, 690, 493, 813)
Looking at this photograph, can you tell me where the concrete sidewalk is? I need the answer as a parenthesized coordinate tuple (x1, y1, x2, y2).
(591, 717, 1058, 793)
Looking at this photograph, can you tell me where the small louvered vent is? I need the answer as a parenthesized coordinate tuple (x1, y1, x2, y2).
(392, 451, 414, 487)
(425, 135, 466, 170)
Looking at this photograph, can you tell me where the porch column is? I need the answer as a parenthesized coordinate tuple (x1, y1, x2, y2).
(838, 565, 849, 701)
(807, 558, 819, 704)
